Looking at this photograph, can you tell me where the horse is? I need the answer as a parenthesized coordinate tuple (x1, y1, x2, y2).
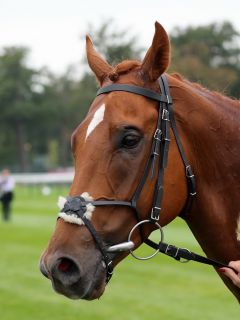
(40, 22, 240, 302)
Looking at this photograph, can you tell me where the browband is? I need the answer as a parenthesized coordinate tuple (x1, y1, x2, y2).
(97, 83, 172, 104)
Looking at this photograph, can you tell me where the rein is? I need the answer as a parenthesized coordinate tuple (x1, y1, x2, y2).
(59, 74, 234, 282)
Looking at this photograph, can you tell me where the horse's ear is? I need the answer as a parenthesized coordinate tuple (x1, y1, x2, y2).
(86, 35, 113, 84)
(141, 22, 170, 82)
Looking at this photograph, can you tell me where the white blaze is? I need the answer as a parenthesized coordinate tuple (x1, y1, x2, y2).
(85, 103, 105, 141)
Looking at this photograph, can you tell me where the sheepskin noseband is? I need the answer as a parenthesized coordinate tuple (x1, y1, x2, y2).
(58, 192, 95, 225)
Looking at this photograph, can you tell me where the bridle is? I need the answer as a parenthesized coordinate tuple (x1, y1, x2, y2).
(60, 74, 235, 282)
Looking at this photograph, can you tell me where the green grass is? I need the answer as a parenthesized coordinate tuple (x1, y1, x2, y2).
(0, 186, 239, 320)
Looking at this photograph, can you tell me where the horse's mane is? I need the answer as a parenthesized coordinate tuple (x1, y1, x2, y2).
(106, 60, 239, 107)
(170, 73, 240, 107)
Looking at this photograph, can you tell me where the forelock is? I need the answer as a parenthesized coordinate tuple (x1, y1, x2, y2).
(108, 60, 141, 81)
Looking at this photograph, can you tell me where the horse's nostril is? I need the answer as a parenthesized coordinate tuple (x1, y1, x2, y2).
(57, 258, 76, 273)
(51, 257, 81, 286)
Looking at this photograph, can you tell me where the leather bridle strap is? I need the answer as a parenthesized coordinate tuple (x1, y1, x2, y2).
(96, 76, 196, 220)
(97, 83, 169, 103)
(159, 75, 196, 214)
(96, 76, 196, 265)
(80, 217, 114, 282)
(145, 238, 235, 270)
(96, 79, 173, 223)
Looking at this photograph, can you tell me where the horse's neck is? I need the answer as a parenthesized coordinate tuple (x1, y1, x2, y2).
(174, 82, 240, 263)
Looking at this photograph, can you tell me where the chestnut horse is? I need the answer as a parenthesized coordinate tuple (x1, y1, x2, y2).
(40, 22, 240, 302)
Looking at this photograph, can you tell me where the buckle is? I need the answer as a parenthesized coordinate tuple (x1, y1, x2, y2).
(185, 165, 197, 196)
(106, 260, 114, 283)
(163, 136, 171, 142)
(162, 109, 170, 121)
(154, 128, 162, 141)
(151, 206, 161, 220)
(166, 95, 172, 104)
(185, 165, 194, 178)
(164, 244, 179, 259)
(107, 260, 113, 274)
(164, 245, 191, 263)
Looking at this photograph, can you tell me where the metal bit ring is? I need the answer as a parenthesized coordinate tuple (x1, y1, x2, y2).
(128, 220, 164, 260)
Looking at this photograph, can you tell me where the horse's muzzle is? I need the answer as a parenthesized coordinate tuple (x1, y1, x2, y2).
(40, 253, 107, 300)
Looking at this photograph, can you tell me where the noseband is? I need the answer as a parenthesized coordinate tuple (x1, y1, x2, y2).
(60, 74, 234, 282)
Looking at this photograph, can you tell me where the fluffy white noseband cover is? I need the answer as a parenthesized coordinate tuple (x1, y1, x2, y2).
(57, 192, 95, 226)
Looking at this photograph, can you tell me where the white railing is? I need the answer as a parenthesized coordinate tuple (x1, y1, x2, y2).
(12, 171, 74, 185)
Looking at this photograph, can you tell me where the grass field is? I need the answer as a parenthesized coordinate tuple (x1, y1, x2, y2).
(0, 186, 239, 320)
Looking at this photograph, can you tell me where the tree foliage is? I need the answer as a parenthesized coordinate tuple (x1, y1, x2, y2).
(0, 21, 239, 172)
(86, 19, 143, 64)
(0, 47, 42, 171)
(170, 21, 240, 96)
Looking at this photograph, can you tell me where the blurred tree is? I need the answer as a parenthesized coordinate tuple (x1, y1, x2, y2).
(1, 21, 239, 172)
(29, 20, 143, 170)
(0, 47, 42, 171)
(85, 19, 144, 65)
(37, 68, 98, 169)
(39, 70, 77, 168)
(170, 21, 240, 97)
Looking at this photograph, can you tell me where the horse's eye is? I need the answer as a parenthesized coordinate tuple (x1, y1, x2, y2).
(121, 134, 141, 149)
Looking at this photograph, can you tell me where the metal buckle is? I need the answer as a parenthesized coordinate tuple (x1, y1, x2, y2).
(164, 244, 179, 259)
(151, 206, 161, 220)
(164, 245, 191, 263)
(107, 260, 114, 274)
(163, 136, 171, 142)
(128, 220, 164, 260)
(179, 248, 191, 263)
(162, 109, 170, 121)
(190, 192, 197, 196)
(106, 260, 114, 283)
(154, 128, 162, 141)
(166, 94, 172, 104)
(185, 165, 194, 178)
(185, 165, 197, 196)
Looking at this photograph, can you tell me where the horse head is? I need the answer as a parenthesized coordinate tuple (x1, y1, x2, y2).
(39, 22, 201, 300)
